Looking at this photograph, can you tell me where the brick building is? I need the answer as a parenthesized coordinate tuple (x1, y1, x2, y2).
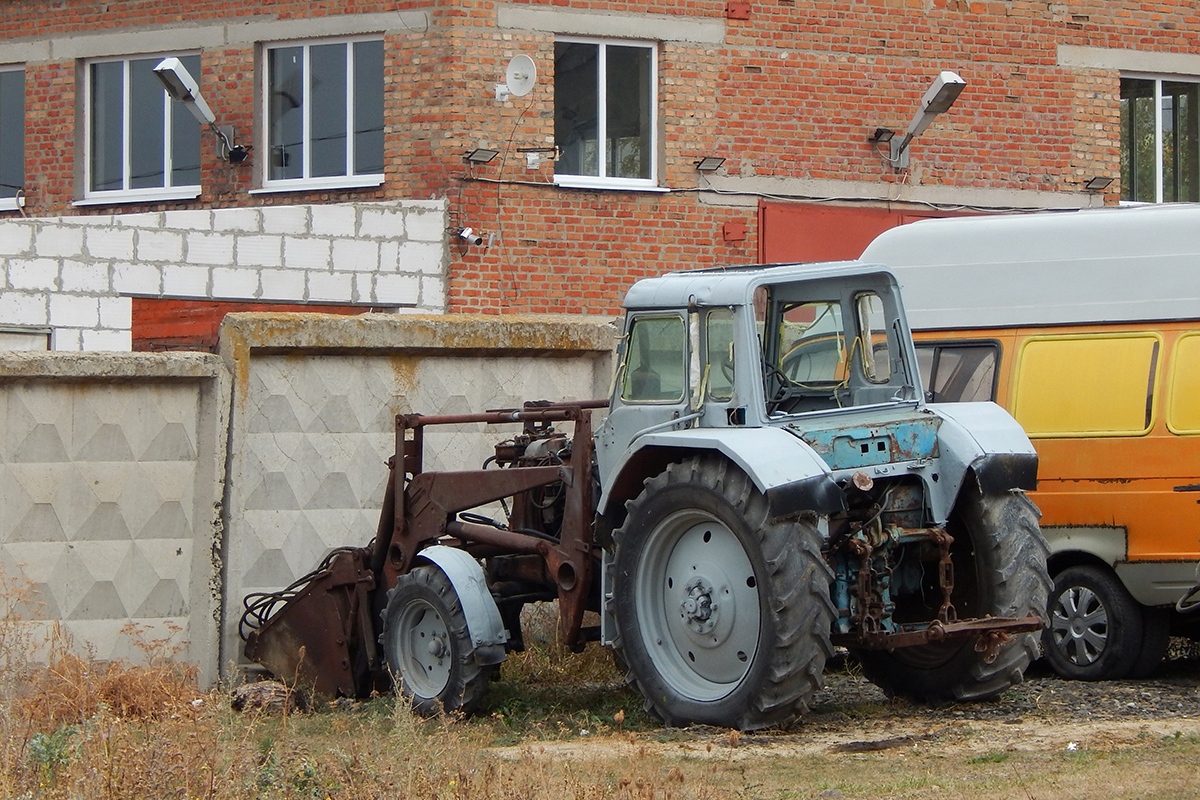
(0, 1, 1197, 349)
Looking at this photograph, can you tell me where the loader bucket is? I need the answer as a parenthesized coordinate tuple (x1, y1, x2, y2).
(242, 548, 378, 698)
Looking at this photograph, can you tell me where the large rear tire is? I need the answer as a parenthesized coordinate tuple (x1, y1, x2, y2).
(856, 490, 1049, 702)
(611, 456, 835, 731)
(381, 565, 495, 715)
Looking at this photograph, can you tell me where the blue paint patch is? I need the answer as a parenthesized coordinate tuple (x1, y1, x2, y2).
(788, 415, 941, 471)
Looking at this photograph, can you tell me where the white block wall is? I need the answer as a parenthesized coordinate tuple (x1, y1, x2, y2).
(0, 200, 449, 351)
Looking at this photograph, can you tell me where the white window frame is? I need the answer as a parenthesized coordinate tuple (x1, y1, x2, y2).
(255, 35, 385, 195)
(553, 36, 660, 192)
(1120, 72, 1200, 205)
(0, 64, 25, 212)
(78, 53, 203, 206)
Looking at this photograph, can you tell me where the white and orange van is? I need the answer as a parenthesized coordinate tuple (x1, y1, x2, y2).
(861, 204, 1200, 680)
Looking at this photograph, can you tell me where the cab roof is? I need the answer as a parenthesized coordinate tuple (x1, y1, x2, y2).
(622, 260, 897, 310)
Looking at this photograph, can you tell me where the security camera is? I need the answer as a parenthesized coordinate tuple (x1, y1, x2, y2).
(457, 227, 484, 246)
(152, 58, 216, 126)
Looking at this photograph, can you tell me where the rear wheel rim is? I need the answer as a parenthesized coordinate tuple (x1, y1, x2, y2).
(634, 509, 761, 701)
(1050, 585, 1107, 666)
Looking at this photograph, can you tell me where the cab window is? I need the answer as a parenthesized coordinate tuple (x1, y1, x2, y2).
(705, 309, 735, 402)
(620, 315, 686, 402)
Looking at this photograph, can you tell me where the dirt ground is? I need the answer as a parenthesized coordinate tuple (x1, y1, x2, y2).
(489, 648, 1200, 799)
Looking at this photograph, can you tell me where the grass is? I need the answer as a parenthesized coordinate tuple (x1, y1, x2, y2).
(3, 580, 1200, 799)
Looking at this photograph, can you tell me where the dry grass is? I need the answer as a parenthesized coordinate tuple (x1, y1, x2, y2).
(2, 582, 1199, 799)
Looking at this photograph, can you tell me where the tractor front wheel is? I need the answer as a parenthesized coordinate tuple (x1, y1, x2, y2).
(381, 564, 495, 715)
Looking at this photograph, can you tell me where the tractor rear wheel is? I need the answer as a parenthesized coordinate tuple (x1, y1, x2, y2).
(611, 456, 835, 731)
(855, 490, 1049, 702)
(381, 565, 495, 715)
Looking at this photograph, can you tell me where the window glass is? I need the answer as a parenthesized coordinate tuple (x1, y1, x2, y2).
(0, 67, 25, 201)
(353, 40, 385, 175)
(778, 301, 846, 385)
(1167, 333, 1200, 434)
(916, 343, 999, 402)
(266, 38, 384, 186)
(555, 38, 656, 185)
(1013, 334, 1158, 437)
(856, 292, 890, 383)
(705, 309, 735, 402)
(87, 55, 202, 196)
(1121, 77, 1200, 203)
(620, 316, 686, 403)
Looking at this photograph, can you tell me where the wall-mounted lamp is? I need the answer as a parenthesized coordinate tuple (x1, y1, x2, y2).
(1084, 176, 1114, 192)
(454, 227, 485, 246)
(153, 58, 249, 164)
(872, 70, 966, 171)
(464, 148, 499, 164)
(695, 156, 726, 172)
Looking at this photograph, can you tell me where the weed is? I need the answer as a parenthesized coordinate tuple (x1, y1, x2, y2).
(968, 750, 1011, 764)
(27, 724, 76, 787)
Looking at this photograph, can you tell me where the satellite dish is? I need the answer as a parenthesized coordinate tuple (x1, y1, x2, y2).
(504, 54, 537, 97)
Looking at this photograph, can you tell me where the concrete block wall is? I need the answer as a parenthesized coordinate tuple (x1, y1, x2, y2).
(217, 311, 617, 671)
(0, 313, 618, 684)
(0, 352, 228, 687)
(0, 200, 448, 351)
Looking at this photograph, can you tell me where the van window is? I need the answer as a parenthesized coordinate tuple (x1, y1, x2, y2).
(1013, 334, 1159, 437)
(916, 342, 999, 402)
(1167, 333, 1200, 434)
(620, 315, 686, 403)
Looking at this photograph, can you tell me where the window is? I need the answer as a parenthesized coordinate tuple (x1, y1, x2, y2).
(0, 66, 23, 210)
(1121, 77, 1200, 203)
(1013, 334, 1159, 437)
(264, 38, 384, 190)
(1167, 333, 1200, 435)
(620, 315, 686, 402)
(85, 55, 202, 201)
(915, 342, 999, 403)
(778, 301, 847, 385)
(705, 309, 735, 402)
(554, 38, 657, 189)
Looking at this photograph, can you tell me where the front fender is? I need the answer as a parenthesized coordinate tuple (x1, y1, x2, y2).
(414, 546, 508, 664)
(597, 427, 844, 518)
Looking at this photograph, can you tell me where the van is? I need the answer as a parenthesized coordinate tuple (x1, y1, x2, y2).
(860, 204, 1200, 680)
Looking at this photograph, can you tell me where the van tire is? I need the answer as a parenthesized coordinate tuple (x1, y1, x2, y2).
(1128, 605, 1171, 678)
(855, 490, 1049, 702)
(610, 456, 835, 731)
(1041, 564, 1146, 681)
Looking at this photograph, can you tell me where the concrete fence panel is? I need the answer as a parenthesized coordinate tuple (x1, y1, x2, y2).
(217, 312, 618, 675)
(0, 352, 228, 687)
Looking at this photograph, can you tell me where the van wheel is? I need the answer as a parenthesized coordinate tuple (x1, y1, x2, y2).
(855, 491, 1050, 701)
(1042, 564, 1151, 680)
(611, 456, 835, 731)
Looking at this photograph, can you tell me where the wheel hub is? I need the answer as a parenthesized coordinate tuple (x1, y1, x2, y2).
(681, 577, 718, 633)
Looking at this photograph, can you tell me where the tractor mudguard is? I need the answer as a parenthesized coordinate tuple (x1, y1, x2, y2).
(597, 426, 843, 518)
(412, 546, 508, 664)
(927, 401, 1038, 519)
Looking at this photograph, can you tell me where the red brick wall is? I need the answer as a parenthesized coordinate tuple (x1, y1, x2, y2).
(131, 298, 368, 352)
(7, 0, 1198, 315)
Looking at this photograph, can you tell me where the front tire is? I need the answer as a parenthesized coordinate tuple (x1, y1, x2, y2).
(856, 490, 1050, 702)
(381, 565, 494, 715)
(611, 456, 835, 731)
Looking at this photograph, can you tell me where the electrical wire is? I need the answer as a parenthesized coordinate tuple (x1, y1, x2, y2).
(237, 546, 360, 640)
